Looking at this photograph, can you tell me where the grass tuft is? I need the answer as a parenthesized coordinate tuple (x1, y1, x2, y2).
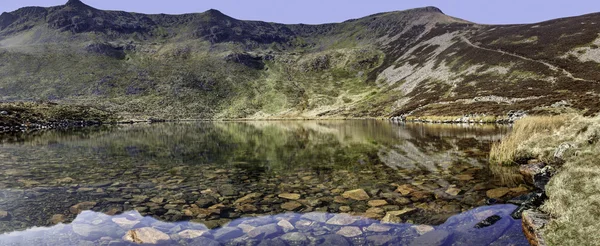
(489, 115, 571, 166)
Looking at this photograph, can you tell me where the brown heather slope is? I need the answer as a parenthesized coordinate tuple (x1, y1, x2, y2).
(0, 1, 599, 119)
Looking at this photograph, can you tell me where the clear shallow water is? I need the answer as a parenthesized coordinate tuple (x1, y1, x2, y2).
(0, 120, 526, 245)
(0, 205, 528, 245)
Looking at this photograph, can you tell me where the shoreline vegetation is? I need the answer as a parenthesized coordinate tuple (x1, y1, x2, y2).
(0, 102, 118, 132)
(489, 115, 600, 246)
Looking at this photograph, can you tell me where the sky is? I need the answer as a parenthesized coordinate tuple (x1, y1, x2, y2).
(1, 0, 599, 25)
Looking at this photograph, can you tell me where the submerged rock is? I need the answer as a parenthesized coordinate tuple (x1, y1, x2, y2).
(474, 215, 502, 228)
(342, 189, 370, 201)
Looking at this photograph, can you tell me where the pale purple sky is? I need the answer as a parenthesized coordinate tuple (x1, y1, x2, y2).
(1, 0, 599, 25)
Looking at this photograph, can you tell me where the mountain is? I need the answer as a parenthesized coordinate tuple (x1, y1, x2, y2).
(1, 1, 599, 119)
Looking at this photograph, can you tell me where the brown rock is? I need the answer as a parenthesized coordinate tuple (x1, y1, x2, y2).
(510, 186, 529, 195)
(334, 196, 350, 204)
(124, 227, 170, 244)
(235, 192, 262, 204)
(522, 210, 549, 246)
(486, 188, 510, 199)
(278, 193, 301, 200)
(455, 174, 474, 181)
(519, 163, 545, 185)
(339, 206, 352, 212)
(342, 189, 370, 201)
(48, 214, 66, 224)
(281, 201, 303, 211)
(0, 210, 10, 221)
(368, 200, 388, 207)
(445, 187, 461, 196)
(69, 201, 97, 214)
(363, 207, 385, 219)
(236, 204, 258, 213)
(395, 184, 415, 196)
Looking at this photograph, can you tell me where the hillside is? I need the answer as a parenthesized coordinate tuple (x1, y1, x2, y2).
(1, 0, 600, 119)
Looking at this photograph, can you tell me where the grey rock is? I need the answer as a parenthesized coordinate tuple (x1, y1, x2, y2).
(248, 223, 281, 239)
(319, 234, 350, 246)
(301, 212, 329, 223)
(326, 214, 358, 225)
(410, 230, 450, 246)
(280, 232, 309, 244)
(367, 235, 395, 245)
(212, 227, 243, 241)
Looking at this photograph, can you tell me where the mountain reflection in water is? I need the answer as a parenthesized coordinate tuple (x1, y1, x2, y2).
(0, 120, 524, 244)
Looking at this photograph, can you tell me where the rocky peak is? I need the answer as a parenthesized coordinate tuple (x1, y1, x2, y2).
(65, 0, 91, 9)
(420, 6, 444, 14)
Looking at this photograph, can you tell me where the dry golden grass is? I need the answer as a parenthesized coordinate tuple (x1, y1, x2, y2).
(489, 115, 571, 166)
(490, 114, 600, 245)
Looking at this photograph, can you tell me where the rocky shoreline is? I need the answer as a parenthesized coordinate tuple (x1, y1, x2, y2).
(390, 111, 527, 124)
(0, 102, 117, 133)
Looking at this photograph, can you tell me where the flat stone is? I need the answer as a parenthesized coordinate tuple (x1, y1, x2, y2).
(277, 219, 295, 232)
(368, 200, 388, 207)
(191, 237, 221, 246)
(213, 227, 243, 241)
(178, 229, 208, 239)
(445, 187, 462, 196)
(486, 188, 510, 199)
(326, 214, 359, 225)
(124, 227, 170, 244)
(248, 224, 281, 239)
(111, 217, 140, 229)
(339, 206, 352, 212)
(236, 204, 258, 213)
(238, 224, 256, 233)
(366, 223, 392, 232)
(70, 201, 97, 214)
(281, 201, 302, 211)
(412, 225, 435, 235)
(342, 189, 370, 201)
(234, 192, 262, 204)
(301, 212, 329, 222)
(363, 207, 385, 219)
(278, 193, 301, 200)
(336, 226, 362, 238)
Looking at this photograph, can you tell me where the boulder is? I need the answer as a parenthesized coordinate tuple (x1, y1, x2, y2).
(522, 210, 549, 246)
(519, 163, 545, 185)
(124, 227, 170, 244)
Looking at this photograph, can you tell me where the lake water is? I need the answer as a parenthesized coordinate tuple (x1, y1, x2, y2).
(0, 120, 529, 245)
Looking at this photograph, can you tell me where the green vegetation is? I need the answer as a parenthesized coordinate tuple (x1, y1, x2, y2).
(0, 102, 117, 127)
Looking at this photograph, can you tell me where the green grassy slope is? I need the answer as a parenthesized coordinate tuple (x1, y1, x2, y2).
(1, 1, 600, 119)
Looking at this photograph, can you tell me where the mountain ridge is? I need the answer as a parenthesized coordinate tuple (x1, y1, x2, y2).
(1, 1, 599, 119)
